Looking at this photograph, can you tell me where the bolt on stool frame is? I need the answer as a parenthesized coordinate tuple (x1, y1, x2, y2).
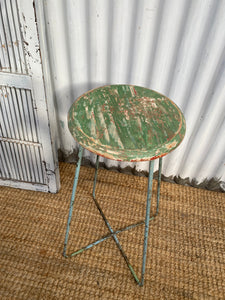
(63, 85, 186, 286)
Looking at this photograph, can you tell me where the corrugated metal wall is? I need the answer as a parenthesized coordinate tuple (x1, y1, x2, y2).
(43, 0, 225, 191)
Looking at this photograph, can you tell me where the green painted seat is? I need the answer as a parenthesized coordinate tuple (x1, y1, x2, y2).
(68, 85, 186, 161)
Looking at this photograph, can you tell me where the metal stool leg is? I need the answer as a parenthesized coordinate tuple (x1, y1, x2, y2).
(140, 159, 155, 286)
(156, 157, 162, 215)
(63, 154, 161, 287)
(63, 146, 83, 257)
(93, 155, 99, 199)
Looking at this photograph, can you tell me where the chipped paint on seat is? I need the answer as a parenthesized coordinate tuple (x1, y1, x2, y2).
(68, 85, 186, 162)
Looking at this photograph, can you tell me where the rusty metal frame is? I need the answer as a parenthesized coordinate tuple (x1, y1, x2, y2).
(63, 146, 162, 286)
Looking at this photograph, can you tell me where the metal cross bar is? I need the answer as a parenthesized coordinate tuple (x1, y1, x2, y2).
(69, 220, 145, 257)
(92, 186, 141, 283)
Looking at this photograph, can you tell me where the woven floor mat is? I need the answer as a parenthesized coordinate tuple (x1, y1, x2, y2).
(0, 162, 225, 299)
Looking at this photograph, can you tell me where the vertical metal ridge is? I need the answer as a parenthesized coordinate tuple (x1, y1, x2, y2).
(6, 143, 18, 180)
(0, 151, 5, 177)
(30, 145, 39, 182)
(26, 144, 35, 182)
(128, 0, 156, 85)
(8, 87, 20, 139)
(25, 89, 35, 142)
(106, 0, 113, 84)
(17, 143, 26, 181)
(26, 89, 39, 143)
(11, 141, 22, 180)
(145, 0, 164, 88)
(125, 0, 142, 84)
(3, 86, 23, 181)
(13, 0, 27, 73)
(6, 87, 16, 139)
(4, 0, 17, 71)
(39, 146, 46, 184)
(0, 92, 20, 179)
(0, 31, 6, 69)
(15, 88, 27, 140)
(0, 0, 15, 71)
(21, 88, 32, 141)
(0, 2, 11, 71)
(0, 87, 11, 137)
(110, 0, 136, 83)
(36, 147, 44, 183)
(24, 144, 33, 182)
(11, 87, 23, 140)
(0, 0, 27, 73)
(6, 0, 22, 73)
(0, 142, 9, 178)
(163, 3, 191, 96)
(21, 143, 31, 182)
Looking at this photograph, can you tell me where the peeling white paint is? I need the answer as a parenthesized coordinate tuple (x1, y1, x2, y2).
(0, 0, 60, 192)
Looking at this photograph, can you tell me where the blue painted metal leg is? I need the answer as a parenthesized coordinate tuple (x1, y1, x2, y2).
(91, 155, 138, 278)
(93, 155, 99, 199)
(64, 153, 160, 286)
(63, 146, 83, 257)
(156, 157, 162, 215)
(140, 159, 155, 286)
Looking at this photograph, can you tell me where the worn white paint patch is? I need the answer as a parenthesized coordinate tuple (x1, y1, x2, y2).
(98, 111, 110, 143)
(108, 122, 124, 149)
(89, 110, 97, 137)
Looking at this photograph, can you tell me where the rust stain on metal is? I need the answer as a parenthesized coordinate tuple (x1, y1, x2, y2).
(68, 85, 186, 162)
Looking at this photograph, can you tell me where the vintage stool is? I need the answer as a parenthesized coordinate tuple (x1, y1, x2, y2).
(63, 85, 186, 286)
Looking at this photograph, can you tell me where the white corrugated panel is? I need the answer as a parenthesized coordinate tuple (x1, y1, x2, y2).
(44, 0, 225, 191)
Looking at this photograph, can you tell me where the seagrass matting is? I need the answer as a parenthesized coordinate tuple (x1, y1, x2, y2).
(0, 162, 225, 300)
